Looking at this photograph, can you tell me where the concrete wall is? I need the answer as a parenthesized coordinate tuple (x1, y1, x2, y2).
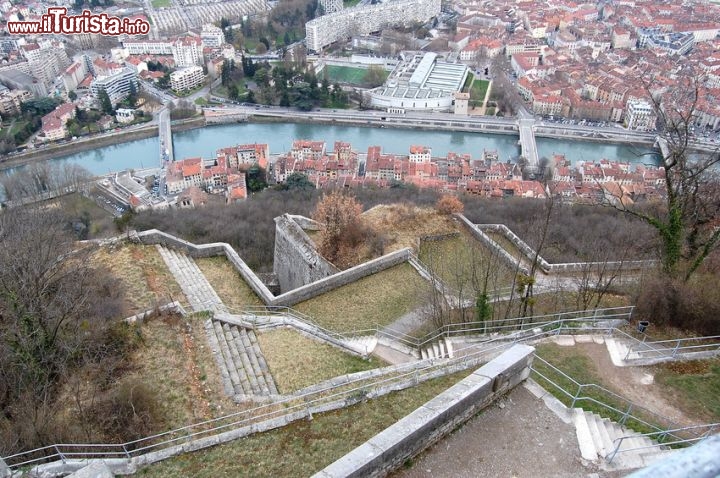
(271, 248, 412, 306)
(273, 214, 340, 292)
(478, 224, 656, 273)
(313, 344, 536, 478)
(454, 214, 529, 275)
(131, 228, 413, 308)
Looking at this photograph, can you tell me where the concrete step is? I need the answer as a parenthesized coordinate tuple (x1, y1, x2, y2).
(226, 325, 256, 395)
(212, 321, 242, 395)
(573, 408, 598, 461)
(238, 327, 268, 395)
(204, 319, 234, 396)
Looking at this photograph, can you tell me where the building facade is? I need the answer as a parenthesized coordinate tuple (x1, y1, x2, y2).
(170, 65, 204, 92)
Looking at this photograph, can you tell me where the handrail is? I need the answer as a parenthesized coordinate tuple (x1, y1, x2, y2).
(4, 316, 710, 472)
(625, 332, 720, 360)
(607, 423, 720, 463)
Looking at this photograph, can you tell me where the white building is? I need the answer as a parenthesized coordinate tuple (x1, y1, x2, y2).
(201, 24, 225, 48)
(305, 0, 441, 52)
(624, 100, 656, 131)
(319, 0, 343, 14)
(115, 108, 135, 123)
(172, 37, 203, 67)
(122, 40, 173, 55)
(367, 52, 469, 112)
(170, 65, 204, 92)
(91, 67, 138, 106)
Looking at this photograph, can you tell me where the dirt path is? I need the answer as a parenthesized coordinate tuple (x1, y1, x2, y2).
(393, 385, 608, 478)
(570, 343, 698, 427)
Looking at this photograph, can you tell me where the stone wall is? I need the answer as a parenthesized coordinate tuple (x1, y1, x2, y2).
(478, 224, 656, 274)
(313, 344, 535, 478)
(273, 214, 339, 293)
(454, 214, 529, 275)
(270, 248, 412, 306)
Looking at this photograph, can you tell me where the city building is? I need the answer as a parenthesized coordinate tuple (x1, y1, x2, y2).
(90, 68, 139, 106)
(172, 37, 203, 67)
(0, 69, 47, 97)
(0, 89, 32, 116)
(201, 24, 225, 48)
(367, 52, 469, 112)
(21, 42, 70, 89)
(319, 0, 343, 14)
(170, 65, 204, 92)
(625, 100, 656, 131)
(305, 0, 441, 52)
(115, 108, 135, 123)
(62, 61, 89, 93)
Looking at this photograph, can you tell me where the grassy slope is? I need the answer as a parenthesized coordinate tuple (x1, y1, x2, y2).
(195, 256, 263, 311)
(257, 329, 384, 393)
(137, 371, 470, 478)
(294, 263, 430, 332)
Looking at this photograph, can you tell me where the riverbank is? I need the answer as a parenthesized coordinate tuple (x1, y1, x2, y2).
(0, 117, 206, 172)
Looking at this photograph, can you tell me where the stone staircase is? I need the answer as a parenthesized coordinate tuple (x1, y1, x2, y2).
(420, 338, 454, 360)
(156, 245, 226, 313)
(204, 318, 279, 398)
(339, 335, 378, 356)
(573, 409, 673, 470)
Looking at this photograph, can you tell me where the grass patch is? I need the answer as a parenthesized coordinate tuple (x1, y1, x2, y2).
(137, 370, 470, 477)
(91, 244, 187, 317)
(493, 292, 632, 321)
(484, 230, 526, 262)
(470, 79, 490, 107)
(485, 106, 496, 115)
(151, 0, 171, 6)
(194, 256, 263, 311)
(343, 0, 361, 6)
(323, 65, 383, 86)
(256, 329, 384, 394)
(654, 359, 720, 422)
(125, 313, 246, 429)
(533, 344, 677, 437)
(419, 232, 516, 292)
(194, 97, 208, 106)
(294, 263, 430, 332)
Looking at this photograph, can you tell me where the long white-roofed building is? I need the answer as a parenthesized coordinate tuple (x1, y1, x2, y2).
(305, 0, 441, 52)
(367, 52, 470, 112)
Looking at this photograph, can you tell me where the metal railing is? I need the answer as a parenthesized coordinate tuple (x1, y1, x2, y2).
(625, 334, 720, 361)
(3, 313, 711, 473)
(607, 423, 720, 464)
(2, 325, 542, 472)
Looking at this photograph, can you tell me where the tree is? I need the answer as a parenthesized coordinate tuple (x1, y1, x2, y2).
(363, 65, 386, 88)
(247, 164, 267, 192)
(0, 207, 123, 451)
(312, 191, 365, 266)
(603, 76, 720, 281)
(98, 88, 113, 114)
(68, 91, 77, 101)
(282, 172, 315, 190)
(221, 60, 232, 87)
(436, 194, 464, 215)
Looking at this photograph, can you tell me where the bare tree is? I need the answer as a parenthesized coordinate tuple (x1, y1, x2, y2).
(603, 75, 720, 281)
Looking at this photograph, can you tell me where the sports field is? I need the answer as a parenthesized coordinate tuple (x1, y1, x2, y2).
(323, 65, 369, 84)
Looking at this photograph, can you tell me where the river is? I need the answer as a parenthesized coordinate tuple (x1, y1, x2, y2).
(15, 122, 659, 176)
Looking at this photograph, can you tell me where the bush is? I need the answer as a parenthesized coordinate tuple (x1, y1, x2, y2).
(634, 272, 720, 336)
(436, 194, 464, 215)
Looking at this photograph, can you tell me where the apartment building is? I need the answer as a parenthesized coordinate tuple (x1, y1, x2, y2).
(170, 65, 204, 92)
(91, 68, 139, 106)
(305, 0, 441, 51)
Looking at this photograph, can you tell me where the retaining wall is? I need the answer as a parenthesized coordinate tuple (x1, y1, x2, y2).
(313, 344, 535, 478)
(478, 224, 656, 273)
(454, 214, 529, 275)
(273, 214, 339, 292)
(132, 228, 414, 307)
(270, 247, 412, 306)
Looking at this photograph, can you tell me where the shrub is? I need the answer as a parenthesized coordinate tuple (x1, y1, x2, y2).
(436, 194, 464, 215)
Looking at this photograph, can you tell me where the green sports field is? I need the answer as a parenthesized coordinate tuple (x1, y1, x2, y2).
(322, 65, 369, 84)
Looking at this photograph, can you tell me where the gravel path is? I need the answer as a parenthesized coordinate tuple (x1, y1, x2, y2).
(393, 384, 606, 478)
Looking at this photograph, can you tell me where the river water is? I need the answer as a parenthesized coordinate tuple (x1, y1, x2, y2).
(21, 122, 659, 176)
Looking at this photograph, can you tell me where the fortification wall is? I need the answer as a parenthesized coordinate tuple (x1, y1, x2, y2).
(314, 344, 535, 478)
(273, 214, 339, 293)
(454, 214, 529, 275)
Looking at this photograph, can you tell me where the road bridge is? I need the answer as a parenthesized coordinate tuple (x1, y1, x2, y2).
(158, 108, 174, 166)
(517, 118, 539, 175)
